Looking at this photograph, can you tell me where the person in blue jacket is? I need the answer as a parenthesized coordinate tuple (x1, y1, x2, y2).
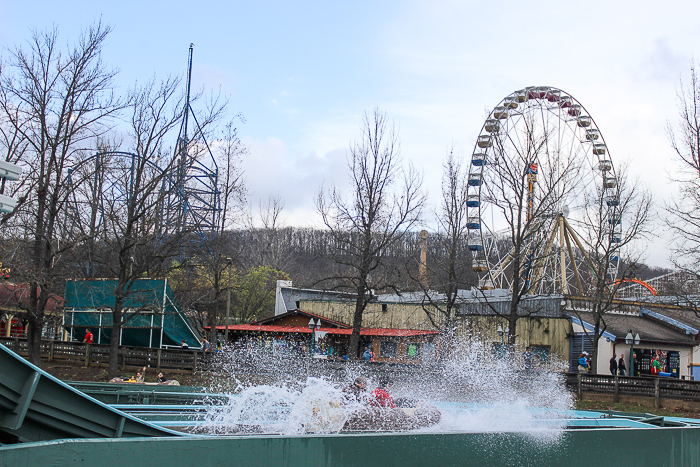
(578, 353, 588, 373)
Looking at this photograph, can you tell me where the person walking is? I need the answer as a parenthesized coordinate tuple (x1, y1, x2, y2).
(618, 354, 626, 376)
(83, 329, 94, 344)
(609, 353, 618, 375)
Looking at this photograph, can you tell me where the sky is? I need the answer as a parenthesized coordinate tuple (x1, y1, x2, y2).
(0, 1, 696, 268)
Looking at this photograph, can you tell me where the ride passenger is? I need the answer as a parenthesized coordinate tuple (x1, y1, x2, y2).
(135, 366, 146, 383)
(342, 377, 367, 403)
(370, 378, 396, 408)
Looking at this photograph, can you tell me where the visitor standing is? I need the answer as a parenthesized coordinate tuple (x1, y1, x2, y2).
(363, 348, 372, 361)
(618, 354, 626, 376)
(652, 355, 662, 375)
(609, 353, 618, 375)
(578, 353, 588, 373)
(203, 338, 211, 352)
(522, 346, 534, 372)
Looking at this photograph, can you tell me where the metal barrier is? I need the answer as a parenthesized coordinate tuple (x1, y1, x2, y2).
(3, 426, 700, 466)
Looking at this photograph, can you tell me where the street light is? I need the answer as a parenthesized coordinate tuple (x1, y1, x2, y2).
(625, 330, 641, 377)
(497, 324, 509, 344)
(308, 318, 321, 355)
(496, 324, 509, 359)
(224, 257, 233, 345)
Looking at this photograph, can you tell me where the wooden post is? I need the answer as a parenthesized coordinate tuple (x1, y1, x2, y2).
(119, 347, 125, 371)
(614, 375, 619, 402)
(655, 377, 660, 409)
(85, 343, 91, 367)
(156, 348, 162, 372)
(192, 351, 198, 375)
(577, 373, 582, 399)
(48, 340, 54, 362)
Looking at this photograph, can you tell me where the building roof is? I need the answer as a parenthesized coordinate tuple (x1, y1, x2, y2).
(255, 309, 351, 328)
(212, 324, 439, 337)
(0, 282, 63, 314)
(570, 311, 696, 346)
(641, 306, 700, 334)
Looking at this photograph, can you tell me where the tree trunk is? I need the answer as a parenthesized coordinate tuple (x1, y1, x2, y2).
(348, 292, 365, 360)
(108, 305, 123, 378)
(26, 319, 43, 366)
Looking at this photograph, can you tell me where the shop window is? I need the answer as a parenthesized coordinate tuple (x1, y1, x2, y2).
(405, 342, 421, 358)
(379, 340, 398, 358)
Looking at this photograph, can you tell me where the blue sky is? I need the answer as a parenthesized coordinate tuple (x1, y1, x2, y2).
(0, 1, 697, 267)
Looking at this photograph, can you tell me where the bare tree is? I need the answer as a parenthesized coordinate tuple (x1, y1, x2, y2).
(316, 108, 425, 358)
(661, 60, 700, 314)
(412, 150, 476, 331)
(476, 116, 582, 345)
(667, 60, 700, 273)
(244, 194, 292, 270)
(0, 23, 123, 365)
(570, 162, 653, 372)
(92, 76, 191, 377)
(217, 118, 248, 233)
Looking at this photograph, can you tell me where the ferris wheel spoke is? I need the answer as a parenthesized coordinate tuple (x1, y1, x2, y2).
(469, 86, 620, 294)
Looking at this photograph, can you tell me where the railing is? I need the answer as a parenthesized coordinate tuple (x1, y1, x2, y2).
(565, 372, 700, 407)
(0, 337, 423, 377)
(0, 337, 212, 374)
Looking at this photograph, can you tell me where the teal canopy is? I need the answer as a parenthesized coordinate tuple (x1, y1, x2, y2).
(63, 279, 200, 349)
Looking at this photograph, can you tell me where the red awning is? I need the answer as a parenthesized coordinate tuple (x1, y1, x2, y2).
(211, 324, 439, 337)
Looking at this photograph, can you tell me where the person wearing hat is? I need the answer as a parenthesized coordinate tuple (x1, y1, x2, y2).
(343, 377, 367, 403)
(578, 353, 588, 374)
(370, 378, 396, 408)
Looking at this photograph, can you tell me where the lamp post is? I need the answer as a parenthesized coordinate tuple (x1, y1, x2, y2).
(496, 324, 509, 358)
(625, 330, 641, 377)
(224, 257, 232, 345)
(308, 318, 320, 355)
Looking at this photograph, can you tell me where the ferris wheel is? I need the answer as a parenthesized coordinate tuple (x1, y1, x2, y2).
(467, 86, 621, 294)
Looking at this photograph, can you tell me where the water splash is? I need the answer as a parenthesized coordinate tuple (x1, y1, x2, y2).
(195, 336, 573, 441)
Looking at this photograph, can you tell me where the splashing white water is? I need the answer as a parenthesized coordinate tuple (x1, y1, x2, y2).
(197, 337, 573, 440)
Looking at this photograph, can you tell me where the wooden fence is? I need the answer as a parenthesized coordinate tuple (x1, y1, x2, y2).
(565, 372, 700, 407)
(0, 337, 422, 378)
(0, 337, 210, 374)
(5, 336, 700, 407)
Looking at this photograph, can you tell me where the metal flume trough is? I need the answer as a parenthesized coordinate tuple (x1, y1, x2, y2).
(0, 343, 182, 443)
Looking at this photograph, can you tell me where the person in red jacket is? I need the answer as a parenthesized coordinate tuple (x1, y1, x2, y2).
(370, 378, 396, 408)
